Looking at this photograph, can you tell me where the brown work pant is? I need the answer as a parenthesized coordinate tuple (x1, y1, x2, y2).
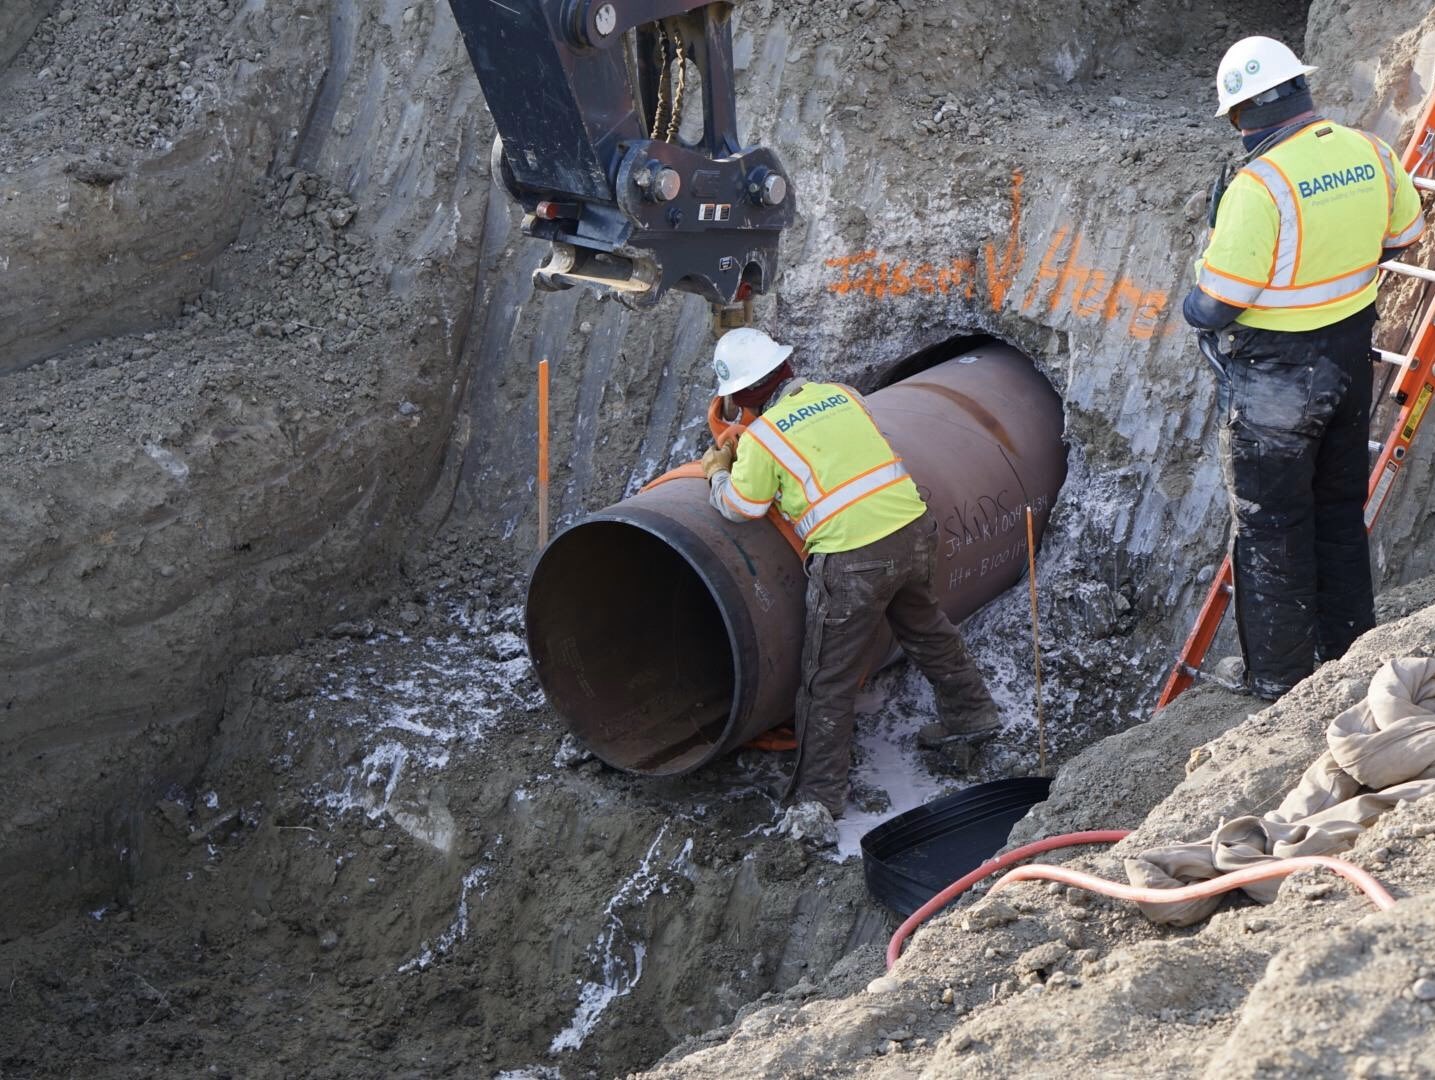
(786, 511, 996, 815)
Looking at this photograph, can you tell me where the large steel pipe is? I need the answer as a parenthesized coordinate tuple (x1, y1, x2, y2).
(526, 343, 1066, 775)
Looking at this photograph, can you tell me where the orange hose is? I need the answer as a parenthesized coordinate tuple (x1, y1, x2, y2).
(885, 830, 1131, 970)
(988, 854, 1397, 913)
(707, 395, 757, 445)
(745, 726, 798, 751)
(639, 462, 707, 492)
(700, 395, 806, 558)
(886, 832, 1397, 971)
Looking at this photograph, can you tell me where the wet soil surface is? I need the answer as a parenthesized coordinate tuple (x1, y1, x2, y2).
(21, 548, 1428, 1080)
(1, 520, 1193, 1078)
(2, 535, 876, 1078)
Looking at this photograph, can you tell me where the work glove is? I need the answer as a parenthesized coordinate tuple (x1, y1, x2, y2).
(1197, 330, 1229, 380)
(701, 442, 735, 480)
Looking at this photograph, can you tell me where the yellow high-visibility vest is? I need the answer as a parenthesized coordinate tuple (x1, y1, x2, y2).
(1195, 120, 1425, 331)
(722, 381, 926, 554)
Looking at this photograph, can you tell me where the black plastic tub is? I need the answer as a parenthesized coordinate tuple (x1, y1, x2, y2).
(860, 777, 1054, 917)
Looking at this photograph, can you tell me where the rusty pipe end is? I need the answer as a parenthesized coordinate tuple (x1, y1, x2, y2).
(525, 508, 762, 776)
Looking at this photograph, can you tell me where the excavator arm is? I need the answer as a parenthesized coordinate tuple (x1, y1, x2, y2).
(447, 0, 794, 308)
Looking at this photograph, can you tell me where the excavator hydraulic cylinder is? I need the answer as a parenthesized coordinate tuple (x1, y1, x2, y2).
(525, 343, 1066, 775)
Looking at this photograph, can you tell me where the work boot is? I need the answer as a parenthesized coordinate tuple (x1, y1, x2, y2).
(929, 664, 1000, 731)
(775, 801, 838, 848)
(916, 721, 997, 750)
(916, 698, 1002, 750)
(1211, 656, 1281, 702)
(917, 697, 1001, 776)
(1210, 655, 1247, 692)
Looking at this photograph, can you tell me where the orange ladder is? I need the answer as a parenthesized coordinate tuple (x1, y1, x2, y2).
(1157, 88, 1435, 709)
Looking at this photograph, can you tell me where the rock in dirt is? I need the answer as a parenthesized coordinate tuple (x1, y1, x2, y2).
(553, 734, 594, 768)
(1016, 940, 1070, 975)
(62, 159, 126, 185)
(961, 898, 1020, 930)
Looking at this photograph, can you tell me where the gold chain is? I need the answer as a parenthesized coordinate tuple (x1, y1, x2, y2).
(665, 30, 686, 143)
(651, 27, 672, 139)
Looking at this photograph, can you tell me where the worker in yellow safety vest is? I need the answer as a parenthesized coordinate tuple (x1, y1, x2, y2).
(1183, 36, 1426, 700)
(699, 328, 1002, 847)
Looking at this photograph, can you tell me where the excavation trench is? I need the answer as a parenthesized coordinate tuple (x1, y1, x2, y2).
(526, 343, 1068, 774)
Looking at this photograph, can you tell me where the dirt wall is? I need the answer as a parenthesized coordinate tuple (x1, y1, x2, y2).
(5, 0, 1435, 1075)
(0, 0, 490, 923)
(0, 1, 55, 69)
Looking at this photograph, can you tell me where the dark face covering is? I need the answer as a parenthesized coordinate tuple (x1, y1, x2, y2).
(1234, 83, 1316, 151)
(732, 360, 795, 412)
(1241, 127, 1277, 153)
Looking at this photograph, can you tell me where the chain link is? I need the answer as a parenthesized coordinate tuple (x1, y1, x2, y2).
(665, 31, 686, 143)
(649, 25, 687, 144)
(651, 26, 672, 140)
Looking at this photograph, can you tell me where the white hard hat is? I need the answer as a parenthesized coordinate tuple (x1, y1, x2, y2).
(712, 328, 794, 396)
(1214, 36, 1316, 118)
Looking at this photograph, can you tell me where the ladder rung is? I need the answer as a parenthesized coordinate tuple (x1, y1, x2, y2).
(1221, 582, 1233, 596)
(1382, 259, 1435, 284)
(1369, 440, 1385, 453)
(1374, 348, 1413, 369)
(1416, 176, 1435, 192)
(1180, 663, 1199, 678)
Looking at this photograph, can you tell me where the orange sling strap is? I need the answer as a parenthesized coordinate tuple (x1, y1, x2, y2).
(642, 397, 807, 560)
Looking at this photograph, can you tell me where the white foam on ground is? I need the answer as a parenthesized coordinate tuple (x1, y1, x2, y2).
(833, 681, 963, 860)
(397, 865, 489, 973)
(549, 825, 689, 1052)
(314, 602, 545, 845)
(324, 741, 411, 819)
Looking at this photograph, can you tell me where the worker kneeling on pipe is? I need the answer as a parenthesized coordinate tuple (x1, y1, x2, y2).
(700, 327, 1002, 847)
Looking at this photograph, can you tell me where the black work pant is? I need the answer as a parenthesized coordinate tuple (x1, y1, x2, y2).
(1218, 305, 1377, 699)
(786, 511, 996, 815)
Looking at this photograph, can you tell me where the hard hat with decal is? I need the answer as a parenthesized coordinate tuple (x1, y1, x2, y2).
(712, 327, 794, 396)
(1214, 36, 1316, 118)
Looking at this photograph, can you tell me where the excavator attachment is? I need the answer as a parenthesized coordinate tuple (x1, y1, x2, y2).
(450, 0, 795, 308)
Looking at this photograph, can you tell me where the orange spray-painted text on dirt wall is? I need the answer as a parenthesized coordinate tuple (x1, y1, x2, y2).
(824, 172, 1172, 340)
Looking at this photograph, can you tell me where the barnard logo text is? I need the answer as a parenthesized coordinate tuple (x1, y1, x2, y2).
(1297, 163, 1377, 199)
(773, 394, 851, 432)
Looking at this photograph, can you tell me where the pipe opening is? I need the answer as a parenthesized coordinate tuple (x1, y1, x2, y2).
(526, 519, 737, 775)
